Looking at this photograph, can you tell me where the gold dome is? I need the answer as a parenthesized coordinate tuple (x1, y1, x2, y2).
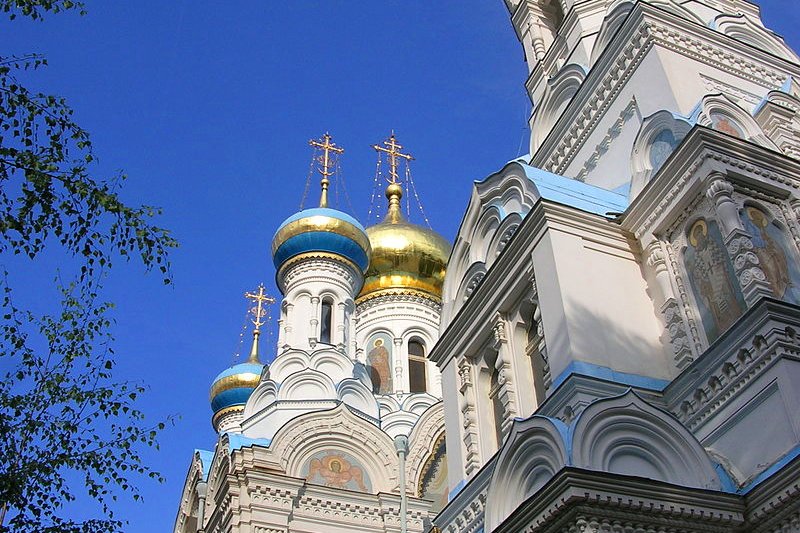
(358, 183, 451, 302)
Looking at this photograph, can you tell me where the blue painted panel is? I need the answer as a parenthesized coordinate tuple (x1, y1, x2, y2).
(551, 361, 670, 392)
(519, 163, 629, 215)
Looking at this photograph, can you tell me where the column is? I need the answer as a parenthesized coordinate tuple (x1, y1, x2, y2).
(706, 173, 773, 304)
(394, 337, 405, 393)
(309, 296, 320, 348)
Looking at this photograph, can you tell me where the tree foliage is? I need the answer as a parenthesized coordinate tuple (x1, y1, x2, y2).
(0, 2, 178, 531)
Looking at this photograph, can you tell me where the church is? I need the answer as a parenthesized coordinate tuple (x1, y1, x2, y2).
(174, 0, 800, 531)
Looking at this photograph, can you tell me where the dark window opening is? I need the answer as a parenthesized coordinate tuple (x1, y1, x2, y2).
(320, 300, 332, 344)
(408, 339, 427, 393)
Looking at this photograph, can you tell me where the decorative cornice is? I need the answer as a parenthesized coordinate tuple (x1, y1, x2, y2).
(665, 298, 800, 432)
(532, 2, 800, 176)
(278, 252, 362, 292)
(622, 127, 800, 241)
(493, 467, 745, 533)
(356, 290, 442, 310)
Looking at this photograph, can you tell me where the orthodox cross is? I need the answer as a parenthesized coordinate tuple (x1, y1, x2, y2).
(373, 132, 413, 184)
(244, 284, 275, 333)
(309, 132, 344, 208)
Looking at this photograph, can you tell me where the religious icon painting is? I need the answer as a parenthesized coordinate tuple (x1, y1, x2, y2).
(366, 332, 393, 394)
(741, 206, 800, 304)
(683, 218, 746, 343)
(303, 450, 372, 492)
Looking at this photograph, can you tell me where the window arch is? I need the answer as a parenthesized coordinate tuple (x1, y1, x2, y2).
(320, 298, 333, 344)
(408, 338, 427, 394)
(629, 110, 692, 197)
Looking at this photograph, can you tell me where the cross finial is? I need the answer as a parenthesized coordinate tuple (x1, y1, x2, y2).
(309, 132, 344, 208)
(244, 284, 275, 332)
(243, 284, 275, 364)
(373, 132, 413, 185)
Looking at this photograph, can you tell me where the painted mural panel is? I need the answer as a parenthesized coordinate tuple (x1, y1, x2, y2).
(649, 129, 679, 172)
(419, 435, 448, 513)
(742, 206, 800, 304)
(302, 450, 372, 492)
(684, 219, 746, 343)
(367, 332, 393, 394)
(711, 114, 744, 138)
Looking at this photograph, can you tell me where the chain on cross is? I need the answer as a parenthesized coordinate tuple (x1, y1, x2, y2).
(373, 132, 413, 185)
(244, 284, 275, 332)
(309, 132, 344, 208)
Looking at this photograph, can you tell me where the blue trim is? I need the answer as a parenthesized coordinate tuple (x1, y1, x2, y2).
(211, 387, 256, 412)
(551, 361, 670, 392)
(448, 479, 467, 501)
(225, 432, 272, 452)
(273, 231, 369, 271)
(754, 76, 795, 115)
(739, 444, 800, 494)
(195, 449, 214, 480)
(275, 207, 366, 234)
(713, 462, 738, 493)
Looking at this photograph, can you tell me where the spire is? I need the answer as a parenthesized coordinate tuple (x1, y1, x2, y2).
(373, 132, 413, 223)
(244, 284, 275, 363)
(309, 132, 344, 208)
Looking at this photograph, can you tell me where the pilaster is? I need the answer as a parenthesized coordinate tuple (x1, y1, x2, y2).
(457, 357, 481, 476)
(646, 240, 694, 370)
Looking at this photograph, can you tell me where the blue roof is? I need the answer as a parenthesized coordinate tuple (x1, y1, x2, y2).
(517, 162, 628, 215)
(195, 449, 214, 480)
(274, 207, 366, 235)
(225, 432, 272, 452)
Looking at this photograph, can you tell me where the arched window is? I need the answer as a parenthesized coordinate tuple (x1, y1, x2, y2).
(408, 339, 427, 393)
(320, 299, 333, 344)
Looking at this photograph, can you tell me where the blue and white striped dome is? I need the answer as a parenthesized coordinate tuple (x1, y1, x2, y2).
(271, 207, 371, 275)
(209, 362, 264, 429)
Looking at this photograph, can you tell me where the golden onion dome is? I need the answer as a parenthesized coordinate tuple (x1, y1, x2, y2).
(358, 183, 451, 302)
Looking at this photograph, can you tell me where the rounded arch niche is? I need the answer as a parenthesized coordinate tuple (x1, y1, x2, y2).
(484, 416, 568, 531)
(272, 404, 399, 493)
(571, 391, 721, 490)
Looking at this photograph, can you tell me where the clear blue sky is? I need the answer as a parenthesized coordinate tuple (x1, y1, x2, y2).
(3, 1, 799, 530)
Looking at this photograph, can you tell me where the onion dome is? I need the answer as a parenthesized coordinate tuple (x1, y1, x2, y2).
(209, 360, 263, 429)
(358, 182, 451, 302)
(272, 207, 370, 275)
(271, 133, 371, 285)
(210, 285, 272, 431)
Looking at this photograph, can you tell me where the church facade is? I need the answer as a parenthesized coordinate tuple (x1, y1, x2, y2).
(175, 1, 800, 532)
